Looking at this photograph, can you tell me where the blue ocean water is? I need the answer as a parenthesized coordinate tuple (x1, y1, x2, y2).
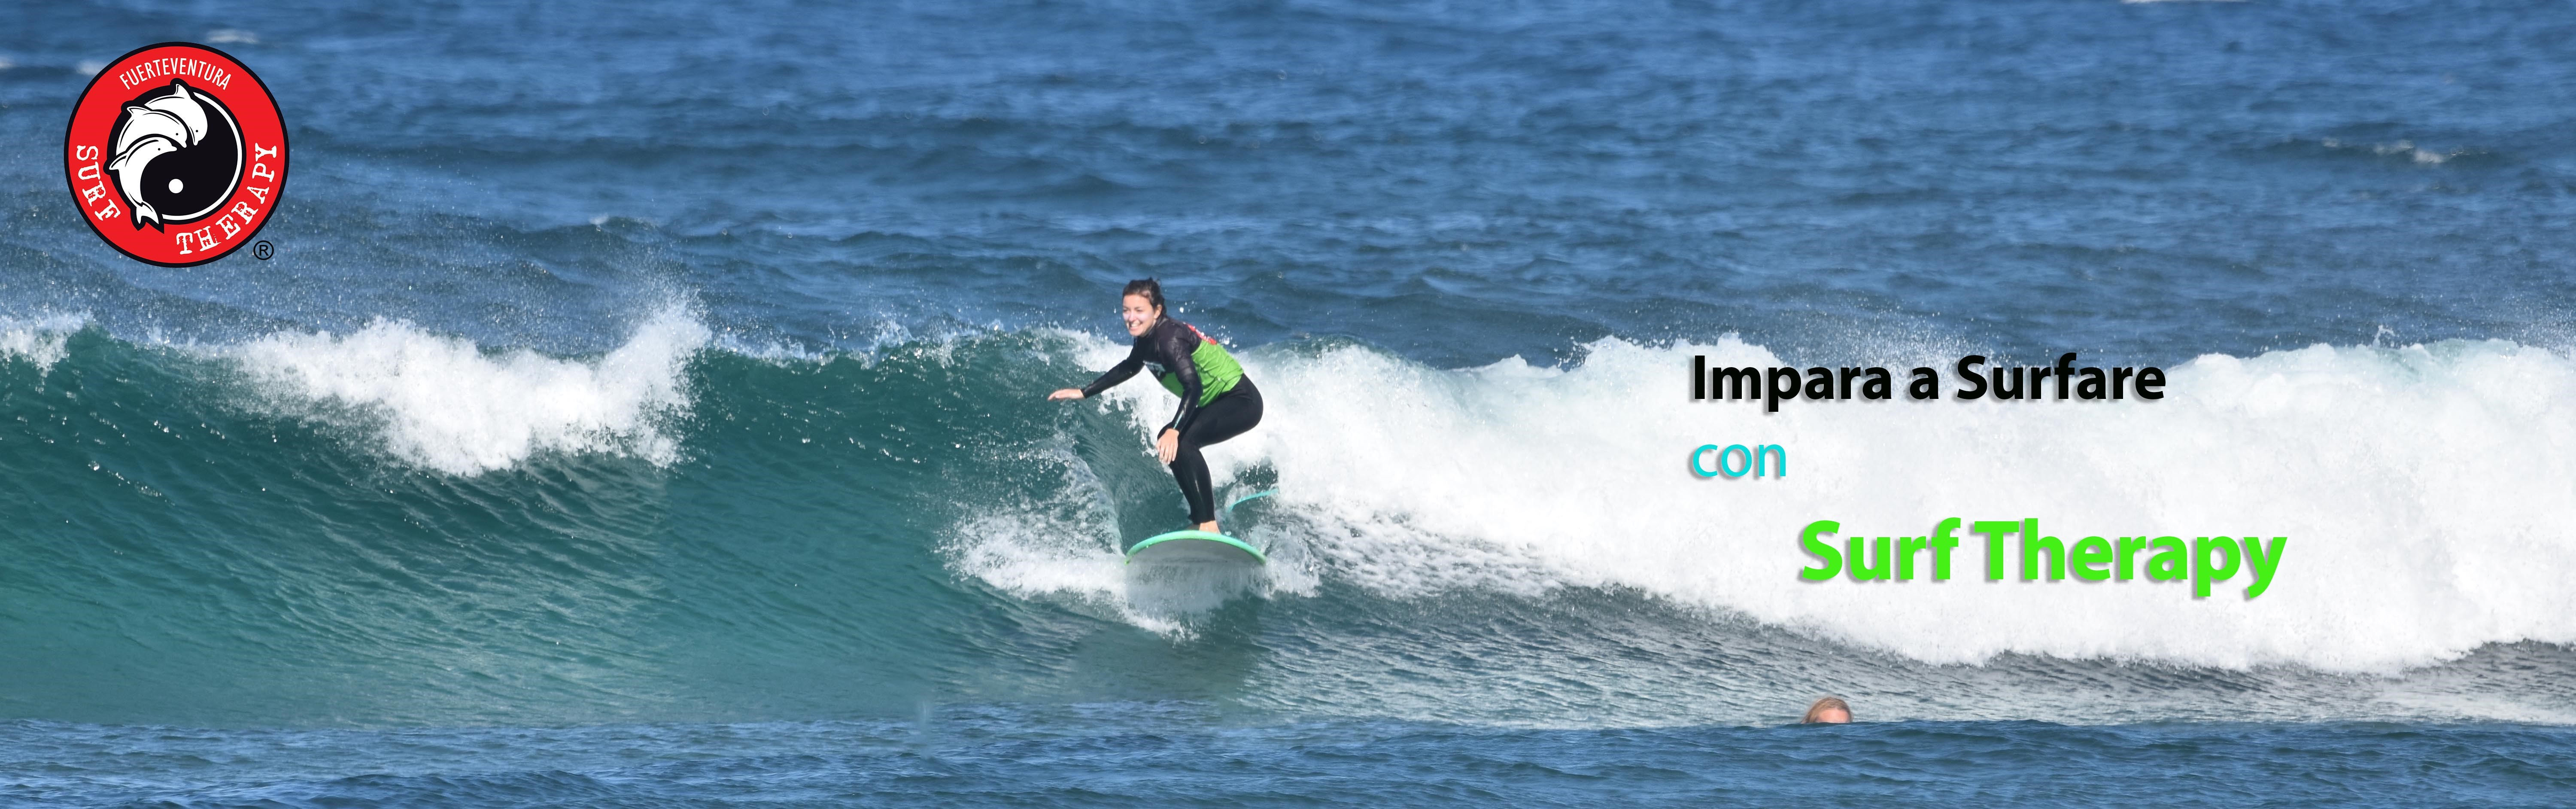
(10, 713, 2576, 806)
(3, 0, 2575, 804)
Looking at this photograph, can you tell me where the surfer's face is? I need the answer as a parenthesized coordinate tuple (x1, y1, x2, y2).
(1121, 294, 1159, 337)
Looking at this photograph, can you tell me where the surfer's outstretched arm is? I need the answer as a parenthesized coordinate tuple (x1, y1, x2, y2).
(1049, 343, 1148, 400)
(1083, 346, 1147, 397)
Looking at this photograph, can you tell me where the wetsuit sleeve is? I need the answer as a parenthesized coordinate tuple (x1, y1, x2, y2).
(1078, 338, 1148, 398)
(1157, 322, 1205, 435)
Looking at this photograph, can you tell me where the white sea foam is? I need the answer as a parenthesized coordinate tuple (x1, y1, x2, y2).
(952, 508, 1317, 632)
(2322, 137, 2463, 165)
(220, 307, 709, 475)
(1046, 332, 2576, 672)
(0, 312, 90, 373)
(948, 506, 1258, 636)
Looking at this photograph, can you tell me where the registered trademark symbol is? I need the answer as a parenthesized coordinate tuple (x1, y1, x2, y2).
(252, 240, 273, 260)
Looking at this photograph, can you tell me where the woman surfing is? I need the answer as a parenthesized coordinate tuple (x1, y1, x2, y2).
(1049, 279, 1264, 535)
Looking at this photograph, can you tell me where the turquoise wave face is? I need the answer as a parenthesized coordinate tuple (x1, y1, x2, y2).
(2, 325, 1133, 727)
(6, 323, 2574, 730)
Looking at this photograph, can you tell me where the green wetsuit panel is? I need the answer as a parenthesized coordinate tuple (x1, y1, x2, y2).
(1157, 338, 1243, 406)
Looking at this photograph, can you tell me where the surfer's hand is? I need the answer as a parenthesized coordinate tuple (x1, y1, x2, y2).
(1048, 388, 1084, 401)
(1156, 429, 1179, 464)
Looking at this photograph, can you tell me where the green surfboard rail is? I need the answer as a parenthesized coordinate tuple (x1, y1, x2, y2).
(1124, 530, 1267, 564)
(1124, 488, 1277, 563)
(1220, 489, 1277, 523)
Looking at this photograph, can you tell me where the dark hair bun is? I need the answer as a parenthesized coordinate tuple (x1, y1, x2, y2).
(1122, 278, 1166, 312)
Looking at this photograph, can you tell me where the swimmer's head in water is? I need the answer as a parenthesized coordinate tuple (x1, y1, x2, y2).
(1802, 696, 1852, 724)
(1121, 278, 1165, 337)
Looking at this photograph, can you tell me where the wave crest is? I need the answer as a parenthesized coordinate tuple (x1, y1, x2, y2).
(219, 307, 709, 475)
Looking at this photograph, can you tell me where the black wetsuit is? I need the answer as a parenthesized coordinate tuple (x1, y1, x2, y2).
(1081, 318, 1263, 525)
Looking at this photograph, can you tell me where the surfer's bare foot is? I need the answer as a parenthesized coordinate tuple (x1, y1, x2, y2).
(1194, 520, 1220, 533)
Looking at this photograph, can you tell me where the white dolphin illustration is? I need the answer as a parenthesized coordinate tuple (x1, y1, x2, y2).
(103, 80, 218, 228)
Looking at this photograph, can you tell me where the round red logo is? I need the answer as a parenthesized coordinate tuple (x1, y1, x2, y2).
(64, 43, 288, 267)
